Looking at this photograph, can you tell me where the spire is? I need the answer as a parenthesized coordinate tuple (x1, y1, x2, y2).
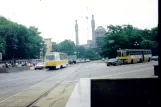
(75, 20, 79, 45)
(91, 15, 96, 48)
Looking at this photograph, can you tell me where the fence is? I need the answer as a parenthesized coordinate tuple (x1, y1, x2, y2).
(0, 59, 43, 65)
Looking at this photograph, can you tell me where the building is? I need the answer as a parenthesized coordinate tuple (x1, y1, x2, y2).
(81, 44, 90, 49)
(87, 40, 92, 47)
(44, 38, 52, 53)
(95, 26, 106, 49)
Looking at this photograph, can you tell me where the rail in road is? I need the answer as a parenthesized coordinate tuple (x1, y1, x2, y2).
(0, 63, 85, 107)
(0, 61, 157, 107)
(26, 64, 85, 107)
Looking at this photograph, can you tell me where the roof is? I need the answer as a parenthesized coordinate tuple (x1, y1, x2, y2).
(117, 49, 151, 52)
(95, 26, 106, 33)
(95, 26, 106, 37)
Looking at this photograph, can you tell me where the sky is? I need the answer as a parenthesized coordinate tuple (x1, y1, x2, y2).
(0, 0, 158, 44)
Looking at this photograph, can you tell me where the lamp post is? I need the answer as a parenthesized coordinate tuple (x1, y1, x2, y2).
(134, 41, 139, 49)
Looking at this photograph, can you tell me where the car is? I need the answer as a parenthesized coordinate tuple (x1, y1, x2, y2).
(68, 59, 76, 64)
(106, 58, 123, 66)
(81, 59, 86, 63)
(102, 58, 105, 61)
(152, 56, 158, 61)
(85, 59, 90, 62)
(34, 62, 45, 70)
(76, 59, 82, 63)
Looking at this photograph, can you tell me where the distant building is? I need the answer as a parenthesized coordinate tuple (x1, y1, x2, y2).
(95, 26, 106, 49)
(44, 38, 52, 53)
(87, 40, 92, 47)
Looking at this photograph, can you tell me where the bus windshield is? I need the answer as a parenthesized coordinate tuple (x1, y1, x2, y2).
(45, 55, 55, 61)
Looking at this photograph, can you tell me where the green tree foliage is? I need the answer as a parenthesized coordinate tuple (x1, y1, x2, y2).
(76, 45, 85, 58)
(0, 16, 46, 60)
(84, 48, 96, 60)
(101, 25, 158, 58)
(52, 42, 59, 52)
(140, 40, 153, 49)
(58, 39, 76, 55)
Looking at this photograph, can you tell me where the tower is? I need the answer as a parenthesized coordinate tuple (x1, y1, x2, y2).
(91, 15, 96, 48)
(75, 20, 79, 45)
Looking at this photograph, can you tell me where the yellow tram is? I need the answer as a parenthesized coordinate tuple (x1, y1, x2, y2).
(45, 52, 68, 70)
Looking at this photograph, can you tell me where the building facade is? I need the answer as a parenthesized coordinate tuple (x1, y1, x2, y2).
(44, 38, 52, 53)
(95, 26, 106, 49)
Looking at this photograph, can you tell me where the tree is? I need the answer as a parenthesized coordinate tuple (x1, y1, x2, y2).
(58, 39, 76, 55)
(76, 45, 85, 58)
(151, 27, 158, 41)
(84, 48, 96, 60)
(140, 40, 153, 49)
(0, 16, 45, 60)
(52, 42, 59, 52)
(101, 24, 158, 58)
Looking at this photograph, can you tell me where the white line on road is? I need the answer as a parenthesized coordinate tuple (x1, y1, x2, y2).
(93, 67, 153, 79)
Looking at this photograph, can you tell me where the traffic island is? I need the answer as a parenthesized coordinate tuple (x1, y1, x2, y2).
(65, 77, 159, 107)
(154, 65, 159, 76)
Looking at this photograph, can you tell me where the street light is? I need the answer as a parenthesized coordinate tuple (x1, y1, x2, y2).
(134, 41, 139, 49)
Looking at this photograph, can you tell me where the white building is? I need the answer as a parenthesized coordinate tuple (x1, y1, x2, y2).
(44, 38, 52, 53)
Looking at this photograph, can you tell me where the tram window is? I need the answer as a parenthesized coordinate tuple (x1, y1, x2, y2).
(127, 51, 129, 55)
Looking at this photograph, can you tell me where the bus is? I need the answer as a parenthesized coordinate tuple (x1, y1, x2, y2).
(116, 49, 152, 64)
(45, 52, 68, 70)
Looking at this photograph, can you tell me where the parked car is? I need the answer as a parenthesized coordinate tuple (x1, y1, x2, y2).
(152, 56, 158, 61)
(85, 59, 90, 62)
(34, 62, 45, 70)
(81, 59, 85, 63)
(68, 59, 76, 64)
(106, 58, 123, 66)
(76, 59, 81, 63)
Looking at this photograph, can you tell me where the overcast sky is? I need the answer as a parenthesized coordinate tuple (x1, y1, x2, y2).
(0, 0, 158, 44)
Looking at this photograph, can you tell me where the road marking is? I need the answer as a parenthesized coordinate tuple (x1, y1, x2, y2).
(93, 67, 153, 79)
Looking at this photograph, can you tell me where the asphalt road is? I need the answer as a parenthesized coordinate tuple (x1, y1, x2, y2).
(0, 60, 158, 107)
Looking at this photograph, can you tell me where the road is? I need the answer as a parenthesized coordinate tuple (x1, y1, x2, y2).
(0, 61, 158, 107)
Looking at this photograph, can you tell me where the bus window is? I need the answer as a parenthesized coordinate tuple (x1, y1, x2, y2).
(117, 52, 121, 57)
(123, 51, 127, 56)
(127, 51, 129, 56)
(55, 53, 60, 60)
